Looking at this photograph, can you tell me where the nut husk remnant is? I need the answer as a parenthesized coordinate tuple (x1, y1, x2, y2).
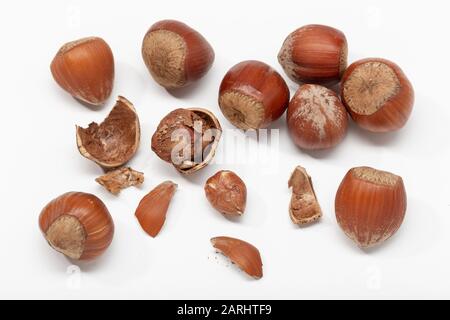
(96, 167, 144, 195)
(288, 166, 322, 225)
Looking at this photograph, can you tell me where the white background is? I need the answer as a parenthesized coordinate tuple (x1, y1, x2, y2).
(1, 0, 449, 300)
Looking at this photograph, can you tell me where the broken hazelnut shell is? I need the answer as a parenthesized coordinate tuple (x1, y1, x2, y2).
(96, 167, 144, 195)
(151, 108, 222, 175)
(51, 37, 114, 105)
(211, 236, 263, 279)
(335, 167, 407, 248)
(219, 60, 290, 130)
(278, 24, 348, 85)
(76, 96, 141, 170)
(287, 84, 348, 150)
(288, 166, 322, 225)
(341, 58, 414, 132)
(205, 170, 247, 216)
(142, 20, 215, 89)
(135, 181, 178, 238)
(39, 192, 114, 260)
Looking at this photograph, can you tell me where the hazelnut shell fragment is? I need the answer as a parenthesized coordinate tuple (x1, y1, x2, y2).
(211, 236, 263, 279)
(135, 181, 178, 238)
(288, 166, 322, 225)
(39, 192, 114, 260)
(151, 108, 222, 175)
(76, 96, 141, 170)
(96, 167, 144, 195)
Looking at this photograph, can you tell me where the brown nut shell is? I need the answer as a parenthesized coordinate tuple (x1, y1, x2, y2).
(142, 20, 215, 89)
(335, 167, 407, 248)
(278, 25, 348, 85)
(288, 166, 322, 225)
(205, 171, 247, 216)
(341, 58, 414, 132)
(219, 60, 290, 130)
(96, 167, 144, 195)
(135, 181, 178, 238)
(76, 96, 141, 170)
(287, 84, 348, 150)
(151, 108, 222, 175)
(51, 37, 114, 105)
(211, 236, 263, 279)
(39, 192, 114, 260)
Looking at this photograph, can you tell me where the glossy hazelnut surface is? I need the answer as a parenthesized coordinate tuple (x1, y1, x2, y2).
(142, 20, 214, 89)
(341, 58, 414, 132)
(278, 25, 348, 85)
(219, 60, 290, 130)
(335, 167, 407, 248)
(39, 192, 114, 260)
(51, 37, 114, 105)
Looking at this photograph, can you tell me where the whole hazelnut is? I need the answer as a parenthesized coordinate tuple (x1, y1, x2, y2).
(219, 60, 290, 130)
(205, 171, 247, 216)
(341, 58, 414, 132)
(278, 24, 348, 85)
(151, 108, 222, 174)
(335, 167, 407, 248)
(287, 84, 348, 150)
(39, 192, 114, 260)
(51, 37, 114, 105)
(142, 20, 215, 89)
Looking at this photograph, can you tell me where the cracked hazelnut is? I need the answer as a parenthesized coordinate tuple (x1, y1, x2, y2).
(335, 167, 407, 248)
(278, 24, 348, 85)
(288, 166, 322, 225)
(76, 96, 141, 170)
(39, 192, 114, 260)
(287, 84, 348, 150)
(142, 20, 214, 89)
(51, 37, 114, 105)
(151, 108, 221, 175)
(341, 58, 414, 132)
(219, 60, 290, 130)
(205, 171, 247, 216)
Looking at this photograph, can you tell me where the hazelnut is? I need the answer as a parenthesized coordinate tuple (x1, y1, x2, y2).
(287, 84, 348, 150)
(341, 58, 414, 132)
(335, 167, 407, 248)
(135, 181, 178, 238)
(278, 25, 348, 85)
(151, 108, 222, 175)
(204, 171, 247, 216)
(39, 192, 114, 260)
(288, 166, 322, 225)
(96, 167, 144, 195)
(76, 96, 141, 170)
(142, 20, 215, 89)
(211, 236, 263, 279)
(50, 37, 114, 105)
(218, 60, 290, 130)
